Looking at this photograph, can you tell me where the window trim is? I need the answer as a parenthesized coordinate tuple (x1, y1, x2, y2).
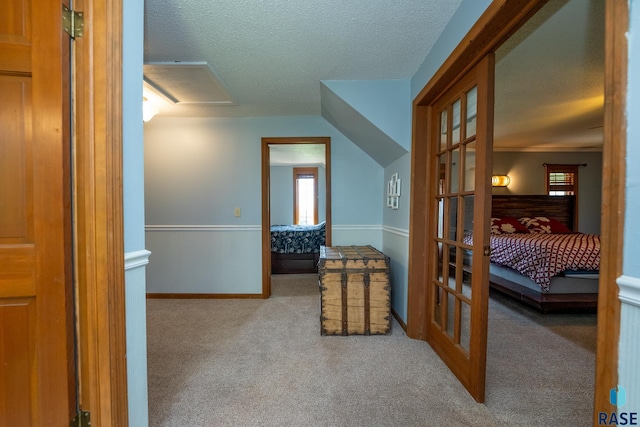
(544, 163, 580, 228)
(545, 164, 579, 195)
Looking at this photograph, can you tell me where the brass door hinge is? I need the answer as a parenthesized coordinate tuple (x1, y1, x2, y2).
(70, 410, 90, 427)
(62, 5, 84, 38)
(483, 245, 491, 256)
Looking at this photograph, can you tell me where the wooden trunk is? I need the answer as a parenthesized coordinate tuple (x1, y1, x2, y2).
(318, 246, 391, 336)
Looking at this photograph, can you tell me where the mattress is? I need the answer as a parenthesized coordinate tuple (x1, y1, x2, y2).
(464, 231, 600, 291)
(489, 263, 599, 295)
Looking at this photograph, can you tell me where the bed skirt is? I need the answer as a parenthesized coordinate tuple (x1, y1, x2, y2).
(271, 252, 320, 274)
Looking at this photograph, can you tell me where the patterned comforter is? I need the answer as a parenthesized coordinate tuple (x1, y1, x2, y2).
(270, 221, 326, 254)
(488, 233, 601, 291)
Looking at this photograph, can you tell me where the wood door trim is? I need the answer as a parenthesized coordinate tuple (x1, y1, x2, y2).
(74, 0, 128, 424)
(413, 0, 545, 107)
(261, 137, 331, 298)
(593, 0, 626, 419)
(407, 0, 622, 417)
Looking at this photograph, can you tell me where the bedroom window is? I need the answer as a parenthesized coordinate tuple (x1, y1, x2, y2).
(545, 164, 579, 196)
(293, 167, 318, 225)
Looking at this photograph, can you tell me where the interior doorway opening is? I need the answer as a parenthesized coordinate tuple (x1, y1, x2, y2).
(261, 137, 332, 297)
(407, 0, 621, 419)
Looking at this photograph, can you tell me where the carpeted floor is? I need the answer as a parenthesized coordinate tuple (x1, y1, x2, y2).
(146, 274, 596, 426)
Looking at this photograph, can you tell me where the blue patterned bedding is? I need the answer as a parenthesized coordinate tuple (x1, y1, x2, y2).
(270, 221, 326, 254)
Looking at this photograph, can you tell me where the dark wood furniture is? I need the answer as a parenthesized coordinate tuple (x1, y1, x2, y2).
(271, 252, 320, 274)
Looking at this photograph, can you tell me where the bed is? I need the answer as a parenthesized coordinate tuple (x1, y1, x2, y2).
(487, 195, 600, 313)
(270, 221, 326, 274)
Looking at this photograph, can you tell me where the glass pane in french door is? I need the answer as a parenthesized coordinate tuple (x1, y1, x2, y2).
(431, 84, 478, 350)
(452, 99, 461, 145)
(466, 86, 478, 139)
(451, 147, 460, 193)
(438, 155, 447, 195)
(464, 141, 476, 192)
(439, 110, 448, 152)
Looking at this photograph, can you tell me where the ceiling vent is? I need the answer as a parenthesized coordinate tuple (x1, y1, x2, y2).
(143, 61, 235, 105)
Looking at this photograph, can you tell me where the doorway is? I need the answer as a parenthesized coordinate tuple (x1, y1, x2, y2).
(261, 137, 332, 297)
(407, 0, 624, 417)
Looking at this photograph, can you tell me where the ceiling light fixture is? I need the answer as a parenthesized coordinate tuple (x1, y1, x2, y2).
(142, 97, 159, 122)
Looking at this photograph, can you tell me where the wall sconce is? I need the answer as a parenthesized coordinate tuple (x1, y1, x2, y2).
(491, 175, 511, 187)
(142, 97, 159, 122)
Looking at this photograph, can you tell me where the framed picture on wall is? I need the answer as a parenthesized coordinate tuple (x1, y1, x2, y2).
(394, 178, 401, 197)
(386, 173, 401, 209)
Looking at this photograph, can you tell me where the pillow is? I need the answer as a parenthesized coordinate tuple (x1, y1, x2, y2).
(518, 217, 573, 234)
(491, 217, 529, 235)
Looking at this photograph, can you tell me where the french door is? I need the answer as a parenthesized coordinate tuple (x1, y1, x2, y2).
(425, 55, 494, 402)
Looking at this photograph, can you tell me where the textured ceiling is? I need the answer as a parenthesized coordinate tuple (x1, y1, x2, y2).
(143, 0, 604, 151)
(494, 0, 604, 151)
(143, 0, 462, 118)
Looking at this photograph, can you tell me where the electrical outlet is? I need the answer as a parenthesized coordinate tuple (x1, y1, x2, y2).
(234, 207, 241, 217)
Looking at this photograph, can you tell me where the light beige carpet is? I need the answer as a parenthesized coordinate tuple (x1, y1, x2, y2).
(146, 274, 596, 426)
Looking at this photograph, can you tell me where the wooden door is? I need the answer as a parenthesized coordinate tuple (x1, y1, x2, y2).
(0, 1, 75, 425)
(425, 55, 494, 402)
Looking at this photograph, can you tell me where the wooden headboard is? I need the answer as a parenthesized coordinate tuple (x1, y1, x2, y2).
(492, 195, 576, 231)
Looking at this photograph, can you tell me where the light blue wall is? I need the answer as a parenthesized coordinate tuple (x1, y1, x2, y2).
(123, 2, 146, 253)
(144, 115, 383, 294)
(122, 0, 149, 425)
(383, 153, 412, 230)
(145, 116, 381, 226)
(624, 2, 640, 278)
(382, 153, 412, 321)
(144, 118, 261, 225)
(322, 80, 412, 150)
(270, 165, 326, 225)
(411, 0, 492, 99)
(493, 151, 603, 235)
(270, 166, 293, 225)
